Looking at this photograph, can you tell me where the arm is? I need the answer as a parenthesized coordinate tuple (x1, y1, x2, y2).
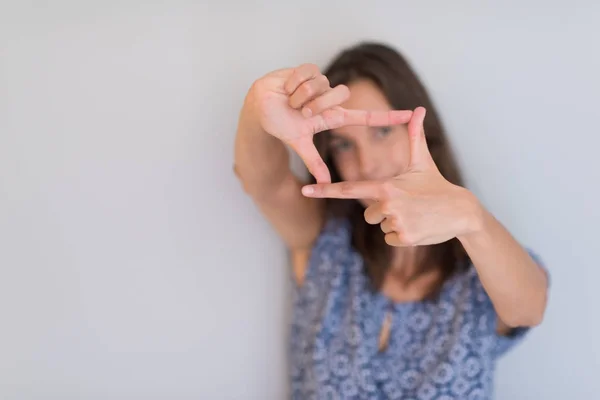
(301, 106, 549, 329)
(234, 106, 323, 251)
(234, 63, 410, 252)
(235, 64, 415, 278)
(458, 204, 549, 329)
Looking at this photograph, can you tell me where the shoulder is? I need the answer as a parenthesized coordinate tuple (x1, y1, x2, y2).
(291, 216, 352, 286)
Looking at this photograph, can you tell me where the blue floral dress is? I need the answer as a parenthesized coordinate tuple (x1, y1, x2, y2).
(289, 218, 545, 399)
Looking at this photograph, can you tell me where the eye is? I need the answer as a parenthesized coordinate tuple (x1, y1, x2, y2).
(330, 139, 353, 153)
(374, 126, 393, 138)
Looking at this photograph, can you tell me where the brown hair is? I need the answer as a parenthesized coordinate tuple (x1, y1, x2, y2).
(312, 42, 469, 297)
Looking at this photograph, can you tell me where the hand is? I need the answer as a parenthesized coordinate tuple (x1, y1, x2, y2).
(300, 107, 482, 246)
(243, 64, 413, 183)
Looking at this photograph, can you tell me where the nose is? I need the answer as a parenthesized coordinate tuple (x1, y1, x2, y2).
(357, 147, 380, 180)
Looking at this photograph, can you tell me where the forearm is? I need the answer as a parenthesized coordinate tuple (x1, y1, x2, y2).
(234, 104, 291, 199)
(458, 204, 548, 327)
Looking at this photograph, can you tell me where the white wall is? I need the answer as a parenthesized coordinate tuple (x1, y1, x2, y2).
(1, 1, 597, 399)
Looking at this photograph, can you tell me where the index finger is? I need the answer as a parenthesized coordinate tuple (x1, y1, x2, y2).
(288, 136, 331, 184)
(342, 109, 413, 127)
(301, 180, 383, 199)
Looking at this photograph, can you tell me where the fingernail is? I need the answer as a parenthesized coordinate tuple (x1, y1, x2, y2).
(301, 186, 314, 195)
(302, 107, 312, 118)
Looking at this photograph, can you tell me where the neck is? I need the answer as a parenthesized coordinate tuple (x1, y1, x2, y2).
(388, 246, 440, 286)
(388, 247, 420, 281)
(381, 246, 442, 302)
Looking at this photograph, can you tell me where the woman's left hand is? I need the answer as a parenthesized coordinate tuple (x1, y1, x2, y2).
(300, 107, 483, 246)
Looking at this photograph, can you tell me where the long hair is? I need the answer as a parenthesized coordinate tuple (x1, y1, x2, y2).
(312, 42, 469, 296)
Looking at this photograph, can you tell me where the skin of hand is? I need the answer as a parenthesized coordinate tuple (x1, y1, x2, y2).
(242, 63, 414, 183)
(301, 107, 549, 327)
(300, 107, 479, 247)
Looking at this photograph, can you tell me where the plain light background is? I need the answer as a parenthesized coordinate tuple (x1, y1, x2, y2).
(1, 1, 598, 399)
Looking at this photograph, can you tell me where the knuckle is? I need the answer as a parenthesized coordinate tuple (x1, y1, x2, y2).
(257, 93, 276, 115)
(389, 216, 400, 230)
(306, 98, 322, 114)
(365, 110, 373, 126)
(260, 90, 277, 104)
(379, 200, 393, 216)
(301, 82, 315, 98)
(398, 229, 417, 246)
(339, 182, 351, 195)
(312, 97, 330, 114)
(250, 79, 267, 96)
(340, 181, 354, 196)
(305, 63, 320, 72)
(299, 63, 319, 77)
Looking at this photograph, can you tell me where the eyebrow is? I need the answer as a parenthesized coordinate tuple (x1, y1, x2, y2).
(330, 126, 382, 139)
(329, 132, 346, 140)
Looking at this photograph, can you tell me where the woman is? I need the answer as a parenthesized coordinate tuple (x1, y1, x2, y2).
(234, 42, 549, 399)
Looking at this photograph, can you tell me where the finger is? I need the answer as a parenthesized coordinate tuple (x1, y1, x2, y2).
(288, 75, 330, 110)
(334, 108, 413, 129)
(313, 108, 413, 134)
(301, 180, 383, 199)
(364, 202, 388, 225)
(284, 63, 321, 95)
(384, 231, 417, 247)
(408, 106, 435, 169)
(301, 84, 350, 118)
(380, 217, 396, 233)
(288, 136, 331, 184)
(384, 232, 403, 246)
(268, 67, 294, 79)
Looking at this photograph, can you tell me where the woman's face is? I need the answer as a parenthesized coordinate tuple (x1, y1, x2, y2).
(329, 79, 411, 206)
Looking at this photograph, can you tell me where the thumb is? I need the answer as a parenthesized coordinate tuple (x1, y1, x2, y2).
(288, 136, 331, 183)
(408, 107, 435, 170)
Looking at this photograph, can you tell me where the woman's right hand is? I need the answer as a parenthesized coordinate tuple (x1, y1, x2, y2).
(241, 63, 414, 183)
